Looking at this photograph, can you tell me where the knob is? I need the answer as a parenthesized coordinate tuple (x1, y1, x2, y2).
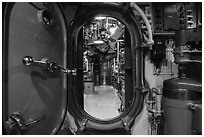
(22, 56, 34, 66)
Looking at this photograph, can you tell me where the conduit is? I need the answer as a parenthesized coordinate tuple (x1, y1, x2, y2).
(130, 2, 154, 48)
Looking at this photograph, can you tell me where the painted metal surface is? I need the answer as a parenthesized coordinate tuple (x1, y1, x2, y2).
(3, 2, 67, 134)
(162, 97, 201, 135)
(163, 77, 201, 134)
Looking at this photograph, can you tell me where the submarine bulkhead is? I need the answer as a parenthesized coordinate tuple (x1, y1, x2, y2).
(2, 2, 202, 135)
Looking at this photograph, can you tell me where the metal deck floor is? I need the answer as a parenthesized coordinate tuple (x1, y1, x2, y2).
(84, 86, 121, 120)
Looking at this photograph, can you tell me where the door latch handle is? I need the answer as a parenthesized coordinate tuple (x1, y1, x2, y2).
(22, 56, 77, 75)
(4, 112, 46, 135)
(25, 114, 46, 127)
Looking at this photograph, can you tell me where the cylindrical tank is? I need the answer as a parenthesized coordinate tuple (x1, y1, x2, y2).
(163, 77, 202, 135)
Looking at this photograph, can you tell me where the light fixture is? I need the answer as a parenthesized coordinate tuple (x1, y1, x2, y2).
(95, 16, 106, 20)
(94, 40, 104, 44)
(87, 39, 105, 46)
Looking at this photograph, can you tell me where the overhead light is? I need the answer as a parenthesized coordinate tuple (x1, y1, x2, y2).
(95, 16, 106, 20)
(87, 39, 104, 46)
(94, 40, 104, 44)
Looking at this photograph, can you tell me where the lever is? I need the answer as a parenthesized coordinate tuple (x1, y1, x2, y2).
(22, 56, 49, 69)
(26, 114, 46, 127)
(4, 112, 46, 135)
(22, 56, 77, 75)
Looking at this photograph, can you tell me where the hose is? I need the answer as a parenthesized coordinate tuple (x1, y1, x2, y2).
(130, 2, 154, 49)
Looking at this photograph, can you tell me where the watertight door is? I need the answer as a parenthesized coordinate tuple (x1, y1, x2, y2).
(3, 3, 68, 134)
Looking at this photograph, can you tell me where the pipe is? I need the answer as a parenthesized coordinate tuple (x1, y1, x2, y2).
(130, 3, 154, 48)
(152, 88, 162, 115)
(146, 87, 163, 134)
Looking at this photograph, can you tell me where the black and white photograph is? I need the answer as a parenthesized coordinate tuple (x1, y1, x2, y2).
(2, 2, 202, 135)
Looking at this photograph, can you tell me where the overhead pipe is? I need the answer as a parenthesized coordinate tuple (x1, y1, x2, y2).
(130, 2, 154, 49)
